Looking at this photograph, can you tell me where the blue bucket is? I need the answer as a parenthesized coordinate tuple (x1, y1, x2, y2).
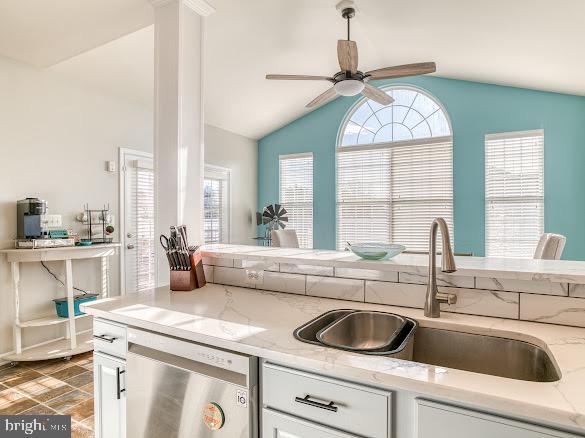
(53, 294, 99, 318)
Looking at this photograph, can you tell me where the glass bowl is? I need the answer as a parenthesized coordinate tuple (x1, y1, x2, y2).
(349, 243, 406, 260)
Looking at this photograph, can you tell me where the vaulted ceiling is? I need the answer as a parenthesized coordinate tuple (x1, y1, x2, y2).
(1, 0, 584, 139)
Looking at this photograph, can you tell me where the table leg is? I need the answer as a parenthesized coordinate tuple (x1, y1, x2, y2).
(11, 262, 22, 355)
(101, 256, 109, 298)
(65, 259, 77, 349)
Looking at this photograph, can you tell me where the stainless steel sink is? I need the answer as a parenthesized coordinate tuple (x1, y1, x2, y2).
(412, 327, 561, 382)
(317, 311, 407, 351)
(294, 309, 417, 359)
(294, 310, 561, 382)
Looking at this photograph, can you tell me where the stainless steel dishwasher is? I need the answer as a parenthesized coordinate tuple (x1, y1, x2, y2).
(126, 328, 258, 438)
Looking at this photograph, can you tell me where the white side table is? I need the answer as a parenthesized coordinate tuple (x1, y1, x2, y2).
(0, 243, 120, 362)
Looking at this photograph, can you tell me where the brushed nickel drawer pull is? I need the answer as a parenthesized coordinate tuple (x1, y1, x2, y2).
(93, 334, 116, 343)
(294, 395, 338, 412)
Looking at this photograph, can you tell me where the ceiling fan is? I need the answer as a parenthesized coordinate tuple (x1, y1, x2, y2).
(266, 0, 437, 108)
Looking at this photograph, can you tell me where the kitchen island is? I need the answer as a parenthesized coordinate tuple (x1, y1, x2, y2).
(83, 283, 585, 437)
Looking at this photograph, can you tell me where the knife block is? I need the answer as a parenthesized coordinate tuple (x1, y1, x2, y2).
(170, 252, 206, 291)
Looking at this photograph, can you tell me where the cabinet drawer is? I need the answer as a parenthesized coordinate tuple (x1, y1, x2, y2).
(262, 363, 390, 438)
(93, 318, 127, 358)
(416, 399, 580, 438)
(263, 408, 358, 438)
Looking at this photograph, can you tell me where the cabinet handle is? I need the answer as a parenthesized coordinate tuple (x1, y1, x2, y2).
(93, 334, 116, 343)
(294, 395, 338, 412)
(116, 368, 125, 400)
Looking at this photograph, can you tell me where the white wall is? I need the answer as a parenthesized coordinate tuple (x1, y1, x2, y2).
(0, 55, 153, 357)
(0, 54, 258, 358)
(204, 125, 258, 244)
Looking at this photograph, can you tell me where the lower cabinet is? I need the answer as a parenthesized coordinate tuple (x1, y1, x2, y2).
(94, 352, 126, 438)
(416, 399, 581, 438)
(263, 408, 358, 438)
(262, 362, 391, 438)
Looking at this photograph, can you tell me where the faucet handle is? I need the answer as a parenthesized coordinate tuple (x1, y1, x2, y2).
(436, 291, 457, 306)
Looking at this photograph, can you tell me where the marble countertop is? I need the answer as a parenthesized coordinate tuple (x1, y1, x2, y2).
(83, 284, 585, 432)
(201, 244, 585, 284)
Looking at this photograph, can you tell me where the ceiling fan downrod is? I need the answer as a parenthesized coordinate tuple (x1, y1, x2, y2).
(341, 7, 355, 41)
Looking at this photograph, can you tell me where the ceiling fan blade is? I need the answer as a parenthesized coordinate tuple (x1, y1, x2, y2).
(266, 74, 334, 82)
(362, 83, 394, 106)
(337, 40, 358, 73)
(365, 62, 436, 80)
(306, 87, 338, 108)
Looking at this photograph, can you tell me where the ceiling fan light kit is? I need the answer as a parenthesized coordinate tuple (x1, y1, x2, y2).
(266, 0, 437, 108)
(334, 79, 364, 96)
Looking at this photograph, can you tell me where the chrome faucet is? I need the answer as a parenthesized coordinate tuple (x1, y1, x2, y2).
(424, 218, 458, 318)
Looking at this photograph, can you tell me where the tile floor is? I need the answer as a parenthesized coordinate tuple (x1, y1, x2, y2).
(0, 351, 94, 438)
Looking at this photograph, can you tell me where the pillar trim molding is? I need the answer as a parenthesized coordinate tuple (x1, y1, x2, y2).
(150, 0, 215, 16)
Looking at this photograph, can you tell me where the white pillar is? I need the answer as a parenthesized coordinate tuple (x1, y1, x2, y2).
(150, 0, 215, 286)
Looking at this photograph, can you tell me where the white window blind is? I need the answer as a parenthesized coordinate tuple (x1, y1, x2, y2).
(279, 153, 313, 248)
(204, 166, 230, 244)
(391, 140, 453, 250)
(132, 160, 155, 291)
(485, 130, 544, 258)
(336, 139, 453, 250)
(337, 148, 391, 247)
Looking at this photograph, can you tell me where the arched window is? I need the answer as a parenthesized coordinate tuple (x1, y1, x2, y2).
(336, 86, 453, 251)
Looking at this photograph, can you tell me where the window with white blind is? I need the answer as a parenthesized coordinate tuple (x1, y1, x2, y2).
(485, 130, 544, 258)
(204, 165, 230, 244)
(133, 161, 155, 291)
(279, 153, 313, 248)
(337, 86, 453, 251)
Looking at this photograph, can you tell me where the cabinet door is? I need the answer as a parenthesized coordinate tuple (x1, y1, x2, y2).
(417, 399, 580, 438)
(262, 409, 358, 438)
(94, 352, 126, 438)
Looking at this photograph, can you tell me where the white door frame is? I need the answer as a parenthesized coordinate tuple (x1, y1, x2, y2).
(119, 147, 154, 295)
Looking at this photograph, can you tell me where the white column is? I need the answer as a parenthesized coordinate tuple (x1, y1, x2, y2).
(151, 0, 214, 286)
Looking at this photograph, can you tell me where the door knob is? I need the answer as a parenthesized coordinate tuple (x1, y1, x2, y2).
(127, 243, 135, 249)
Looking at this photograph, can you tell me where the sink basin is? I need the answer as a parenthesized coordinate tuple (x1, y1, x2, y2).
(412, 327, 560, 382)
(294, 310, 561, 382)
(294, 309, 417, 359)
(317, 311, 407, 351)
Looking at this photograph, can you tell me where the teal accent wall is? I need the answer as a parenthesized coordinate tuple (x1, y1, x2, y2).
(258, 76, 585, 260)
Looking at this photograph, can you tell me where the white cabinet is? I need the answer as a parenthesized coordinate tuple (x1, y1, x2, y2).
(416, 399, 581, 438)
(262, 362, 391, 438)
(94, 352, 126, 438)
(263, 408, 358, 438)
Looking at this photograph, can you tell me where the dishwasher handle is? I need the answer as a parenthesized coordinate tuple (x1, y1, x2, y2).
(295, 395, 338, 412)
(116, 367, 125, 400)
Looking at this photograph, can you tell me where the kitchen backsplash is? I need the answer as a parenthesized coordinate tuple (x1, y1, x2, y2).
(203, 256, 585, 328)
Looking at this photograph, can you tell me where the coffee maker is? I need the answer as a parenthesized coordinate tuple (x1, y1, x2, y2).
(17, 198, 47, 239)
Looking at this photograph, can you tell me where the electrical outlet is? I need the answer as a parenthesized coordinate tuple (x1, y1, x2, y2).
(245, 269, 264, 285)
